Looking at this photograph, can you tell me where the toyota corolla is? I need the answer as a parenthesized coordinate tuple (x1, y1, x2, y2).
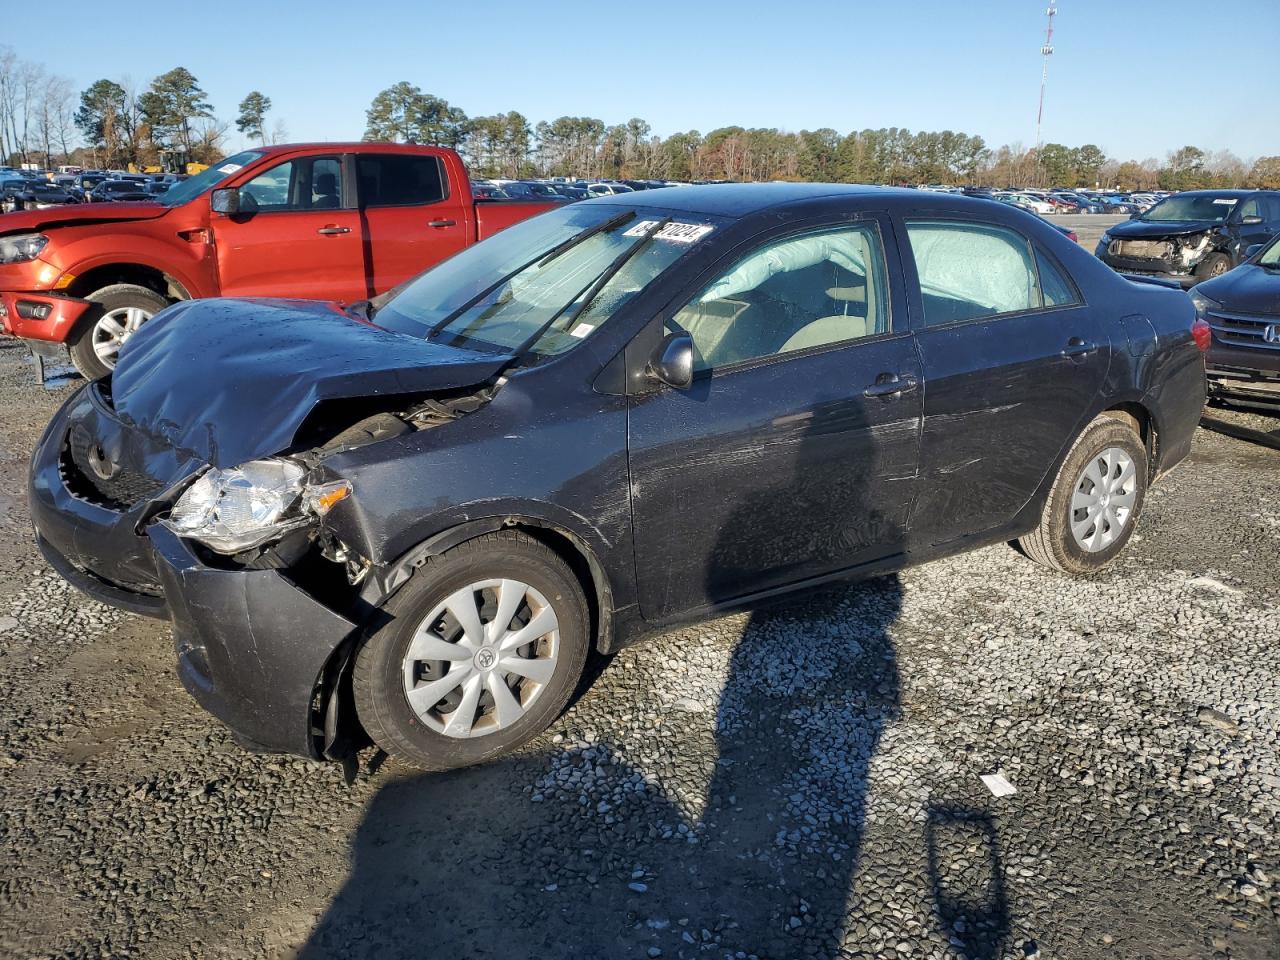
(30, 185, 1207, 771)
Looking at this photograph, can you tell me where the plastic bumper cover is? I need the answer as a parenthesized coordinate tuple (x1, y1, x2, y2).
(151, 524, 357, 759)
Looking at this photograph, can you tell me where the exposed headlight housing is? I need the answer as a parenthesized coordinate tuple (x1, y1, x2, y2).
(160, 458, 350, 554)
(0, 233, 49, 264)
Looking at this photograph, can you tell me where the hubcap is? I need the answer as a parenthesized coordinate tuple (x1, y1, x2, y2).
(1070, 446, 1138, 553)
(91, 305, 153, 367)
(402, 578, 560, 739)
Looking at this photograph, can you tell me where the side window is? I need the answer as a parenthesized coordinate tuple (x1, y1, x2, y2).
(905, 220, 1039, 326)
(240, 156, 343, 212)
(670, 224, 890, 372)
(1034, 247, 1081, 307)
(1237, 198, 1260, 220)
(1264, 197, 1280, 222)
(356, 154, 447, 208)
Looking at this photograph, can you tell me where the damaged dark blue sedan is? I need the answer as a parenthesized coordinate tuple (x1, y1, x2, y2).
(31, 185, 1208, 771)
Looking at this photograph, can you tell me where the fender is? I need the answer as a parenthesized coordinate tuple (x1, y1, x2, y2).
(57, 241, 213, 301)
(358, 511, 621, 654)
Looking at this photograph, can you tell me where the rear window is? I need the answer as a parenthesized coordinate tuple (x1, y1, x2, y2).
(356, 154, 447, 208)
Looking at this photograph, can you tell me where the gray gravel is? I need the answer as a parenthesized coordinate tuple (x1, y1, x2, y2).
(0, 332, 1276, 960)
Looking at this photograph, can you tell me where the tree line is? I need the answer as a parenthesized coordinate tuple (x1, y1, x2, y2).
(3, 53, 1277, 190)
(1, 47, 282, 172)
(365, 83, 1280, 189)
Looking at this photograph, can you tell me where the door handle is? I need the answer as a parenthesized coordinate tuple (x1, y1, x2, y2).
(428, 219, 457, 228)
(1061, 337, 1097, 358)
(317, 226, 350, 236)
(863, 373, 918, 399)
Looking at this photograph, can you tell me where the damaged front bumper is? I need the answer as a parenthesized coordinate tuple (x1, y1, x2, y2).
(153, 524, 358, 757)
(1096, 234, 1217, 289)
(29, 383, 364, 759)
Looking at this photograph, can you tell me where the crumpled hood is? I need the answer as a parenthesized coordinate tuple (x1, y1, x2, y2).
(110, 298, 513, 467)
(1197, 264, 1280, 317)
(0, 200, 169, 235)
(1107, 218, 1221, 240)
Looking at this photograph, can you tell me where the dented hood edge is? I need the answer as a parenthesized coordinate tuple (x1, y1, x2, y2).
(110, 298, 513, 468)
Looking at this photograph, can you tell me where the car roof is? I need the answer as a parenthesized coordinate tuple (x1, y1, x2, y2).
(1175, 189, 1263, 198)
(578, 182, 939, 217)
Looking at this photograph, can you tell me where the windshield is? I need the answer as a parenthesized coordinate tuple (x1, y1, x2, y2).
(1257, 235, 1280, 267)
(1141, 194, 1239, 222)
(157, 150, 263, 207)
(377, 204, 721, 358)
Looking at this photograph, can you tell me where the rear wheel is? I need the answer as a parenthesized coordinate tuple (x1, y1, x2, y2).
(353, 531, 590, 771)
(1018, 416, 1147, 575)
(68, 283, 170, 380)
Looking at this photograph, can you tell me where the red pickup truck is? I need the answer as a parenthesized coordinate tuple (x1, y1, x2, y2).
(0, 143, 555, 379)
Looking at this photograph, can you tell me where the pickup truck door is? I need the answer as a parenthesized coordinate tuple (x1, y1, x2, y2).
(354, 152, 470, 294)
(213, 154, 367, 303)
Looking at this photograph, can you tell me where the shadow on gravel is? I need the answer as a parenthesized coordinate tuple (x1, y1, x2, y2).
(300, 373, 922, 958)
(298, 577, 902, 960)
(925, 804, 1011, 960)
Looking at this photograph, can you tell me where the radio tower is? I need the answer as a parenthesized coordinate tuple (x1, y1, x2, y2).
(1036, 3, 1057, 151)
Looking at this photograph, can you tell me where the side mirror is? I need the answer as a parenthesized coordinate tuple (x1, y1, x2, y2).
(646, 331, 694, 390)
(1241, 215, 1264, 225)
(210, 187, 241, 215)
(1244, 243, 1265, 260)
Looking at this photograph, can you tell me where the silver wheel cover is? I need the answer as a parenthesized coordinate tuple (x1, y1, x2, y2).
(1070, 446, 1138, 553)
(402, 578, 560, 739)
(91, 305, 153, 368)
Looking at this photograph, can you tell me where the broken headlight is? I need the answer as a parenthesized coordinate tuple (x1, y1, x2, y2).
(160, 458, 350, 554)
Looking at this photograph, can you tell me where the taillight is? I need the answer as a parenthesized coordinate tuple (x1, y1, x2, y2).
(1191, 318, 1212, 352)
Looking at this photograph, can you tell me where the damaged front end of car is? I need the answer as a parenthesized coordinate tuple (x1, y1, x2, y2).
(29, 297, 514, 762)
(1102, 230, 1218, 284)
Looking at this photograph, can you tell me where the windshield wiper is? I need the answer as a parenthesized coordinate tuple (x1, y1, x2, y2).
(502, 216, 673, 369)
(423, 210, 637, 342)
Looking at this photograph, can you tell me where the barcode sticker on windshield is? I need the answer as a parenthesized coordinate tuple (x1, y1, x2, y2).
(217, 163, 242, 174)
(1212, 198, 1237, 205)
(569, 323, 595, 338)
(624, 221, 715, 244)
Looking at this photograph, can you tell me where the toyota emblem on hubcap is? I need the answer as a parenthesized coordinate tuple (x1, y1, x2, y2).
(475, 648, 497, 670)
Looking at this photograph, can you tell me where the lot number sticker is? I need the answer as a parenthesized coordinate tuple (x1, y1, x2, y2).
(624, 221, 715, 244)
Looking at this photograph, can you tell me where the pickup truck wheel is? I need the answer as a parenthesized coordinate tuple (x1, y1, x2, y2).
(1017, 417, 1147, 576)
(353, 531, 590, 771)
(69, 284, 170, 380)
(1193, 252, 1231, 282)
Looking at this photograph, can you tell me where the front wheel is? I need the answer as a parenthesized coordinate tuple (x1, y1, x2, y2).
(1017, 416, 1147, 575)
(68, 283, 170, 380)
(353, 531, 590, 771)
(1193, 252, 1231, 283)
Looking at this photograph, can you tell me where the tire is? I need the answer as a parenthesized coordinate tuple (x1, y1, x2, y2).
(1193, 252, 1231, 283)
(353, 531, 590, 771)
(1017, 416, 1147, 576)
(68, 283, 170, 380)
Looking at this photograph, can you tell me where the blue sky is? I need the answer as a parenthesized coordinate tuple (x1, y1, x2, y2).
(35, 0, 1280, 162)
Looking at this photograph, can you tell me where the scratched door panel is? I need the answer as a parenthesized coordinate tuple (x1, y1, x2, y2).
(627, 335, 922, 621)
(909, 305, 1111, 547)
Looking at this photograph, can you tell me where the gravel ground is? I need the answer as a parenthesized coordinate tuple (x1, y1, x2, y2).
(0, 316, 1277, 960)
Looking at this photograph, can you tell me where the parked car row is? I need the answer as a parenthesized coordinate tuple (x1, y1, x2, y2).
(955, 185, 1165, 215)
(0, 167, 186, 211)
(471, 177, 686, 203)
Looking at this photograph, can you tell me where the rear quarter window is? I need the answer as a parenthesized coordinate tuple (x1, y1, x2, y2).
(356, 154, 447, 208)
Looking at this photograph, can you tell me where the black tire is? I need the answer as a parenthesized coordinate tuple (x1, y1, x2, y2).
(68, 283, 170, 380)
(1017, 416, 1147, 576)
(1193, 252, 1231, 283)
(353, 531, 590, 771)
